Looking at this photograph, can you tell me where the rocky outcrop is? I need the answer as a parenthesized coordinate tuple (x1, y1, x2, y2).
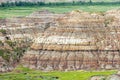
(21, 9, 120, 71)
(0, 9, 120, 71)
(90, 71, 120, 80)
(90, 76, 106, 80)
(0, 10, 64, 72)
(106, 74, 120, 80)
(22, 50, 120, 71)
(0, 56, 14, 72)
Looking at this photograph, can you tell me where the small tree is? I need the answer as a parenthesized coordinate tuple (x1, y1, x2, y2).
(89, 0, 92, 4)
(0, 3, 6, 7)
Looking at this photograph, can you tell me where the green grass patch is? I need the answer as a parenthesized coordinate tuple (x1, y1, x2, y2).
(0, 66, 117, 80)
(0, 4, 120, 19)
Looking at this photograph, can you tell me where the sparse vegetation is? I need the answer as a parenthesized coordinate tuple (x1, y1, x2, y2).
(5, 40, 16, 47)
(0, 3, 120, 18)
(0, 66, 117, 80)
(0, 29, 6, 35)
(0, 39, 29, 65)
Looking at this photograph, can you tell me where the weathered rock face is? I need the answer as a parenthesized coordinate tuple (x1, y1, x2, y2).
(90, 76, 106, 80)
(107, 74, 120, 80)
(0, 10, 65, 72)
(0, 10, 62, 41)
(30, 10, 120, 51)
(0, 56, 14, 72)
(20, 9, 120, 71)
(0, 9, 120, 71)
(90, 74, 120, 80)
(21, 50, 120, 71)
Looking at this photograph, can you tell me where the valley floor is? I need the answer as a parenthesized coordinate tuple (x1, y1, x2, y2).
(0, 66, 117, 80)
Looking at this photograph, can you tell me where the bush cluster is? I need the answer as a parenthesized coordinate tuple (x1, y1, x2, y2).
(0, 1, 120, 7)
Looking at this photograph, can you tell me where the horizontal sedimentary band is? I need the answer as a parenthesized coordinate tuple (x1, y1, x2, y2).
(21, 50, 120, 71)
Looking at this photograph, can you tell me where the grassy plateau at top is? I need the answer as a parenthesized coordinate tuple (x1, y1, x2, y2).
(0, 4, 120, 18)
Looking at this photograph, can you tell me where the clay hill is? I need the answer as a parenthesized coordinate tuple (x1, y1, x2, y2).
(0, 9, 120, 72)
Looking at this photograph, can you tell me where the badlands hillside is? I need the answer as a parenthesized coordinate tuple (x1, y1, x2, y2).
(0, 9, 120, 72)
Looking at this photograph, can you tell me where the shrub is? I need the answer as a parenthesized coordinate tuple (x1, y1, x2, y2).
(0, 1, 120, 7)
(0, 29, 6, 35)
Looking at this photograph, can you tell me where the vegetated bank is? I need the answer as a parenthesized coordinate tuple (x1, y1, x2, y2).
(0, 66, 117, 80)
(0, 3, 120, 19)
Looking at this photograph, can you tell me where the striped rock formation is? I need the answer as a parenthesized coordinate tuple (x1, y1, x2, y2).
(0, 10, 64, 72)
(20, 10, 120, 71)
(0, 6, 119, 72)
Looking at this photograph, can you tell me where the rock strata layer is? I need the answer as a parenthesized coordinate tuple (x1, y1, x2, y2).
(0, 9, 120, 71)
(22, 50, 120, 71)
(21, 9, 120, 71)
